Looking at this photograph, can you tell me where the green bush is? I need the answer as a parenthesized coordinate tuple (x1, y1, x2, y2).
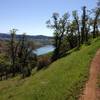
(37, 56, 51, 70)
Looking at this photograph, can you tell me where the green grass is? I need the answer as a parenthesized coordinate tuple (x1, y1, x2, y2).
(0, 38, 100, 100)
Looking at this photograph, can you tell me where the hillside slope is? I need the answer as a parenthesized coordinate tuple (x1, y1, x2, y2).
(0, 38, 100, 100)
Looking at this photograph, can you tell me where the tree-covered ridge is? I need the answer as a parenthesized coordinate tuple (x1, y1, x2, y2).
(47, 0, 100, 61)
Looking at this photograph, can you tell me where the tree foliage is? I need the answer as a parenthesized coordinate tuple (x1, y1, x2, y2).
(47, 1, 100, 61)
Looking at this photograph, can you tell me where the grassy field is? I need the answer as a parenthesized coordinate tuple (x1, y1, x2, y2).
(0, 38, 100, 100)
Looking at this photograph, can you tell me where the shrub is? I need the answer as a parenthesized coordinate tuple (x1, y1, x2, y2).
(21, 66, 31, 78)
(37, 56, 51, 70)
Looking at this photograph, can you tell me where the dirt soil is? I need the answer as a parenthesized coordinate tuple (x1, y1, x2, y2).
(79, 49, 100, 100)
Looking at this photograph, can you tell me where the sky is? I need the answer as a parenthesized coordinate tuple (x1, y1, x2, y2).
(0, 0, 97, 36)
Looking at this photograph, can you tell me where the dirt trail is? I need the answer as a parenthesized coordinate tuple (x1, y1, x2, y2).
(79, 49, 100, 100)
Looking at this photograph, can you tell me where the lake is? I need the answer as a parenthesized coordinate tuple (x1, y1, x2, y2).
(34, 45, 55, 56)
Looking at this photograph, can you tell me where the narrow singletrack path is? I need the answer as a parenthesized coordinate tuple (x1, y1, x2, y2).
(79, 49, 100, 100)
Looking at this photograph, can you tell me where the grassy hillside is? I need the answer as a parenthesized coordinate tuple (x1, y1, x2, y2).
(0, 38, 100, 100)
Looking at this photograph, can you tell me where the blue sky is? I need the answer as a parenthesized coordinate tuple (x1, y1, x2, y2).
(0, 0, 97, 36)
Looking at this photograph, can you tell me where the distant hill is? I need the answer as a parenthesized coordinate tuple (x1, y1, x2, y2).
(0, 33, 53, 47)
(0, 33, 53, 40)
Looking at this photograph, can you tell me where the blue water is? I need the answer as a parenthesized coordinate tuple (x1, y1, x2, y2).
(34, 45, 54, 56)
